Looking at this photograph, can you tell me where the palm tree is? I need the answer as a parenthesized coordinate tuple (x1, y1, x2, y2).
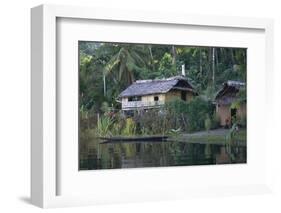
(104, 44, 149, 86)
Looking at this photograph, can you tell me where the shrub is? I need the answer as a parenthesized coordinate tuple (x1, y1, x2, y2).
(237, 114, 247, 127)
(110, 112, 126, 135)
(164, 98, 189, 132)
(187, 97, 214, 132)
(204, 114, 211, 132)
(133, 110, 163, 135)
(107, 97, 216, 136)
(97, 115, 113, 137)
(100, 101, 110, 114)
(168, 128, 182, 138)
(164, 97, 214, 132)
(188, 97, 214, 132)
(121, 118, 136, 136)
(211, 111, 220, 129)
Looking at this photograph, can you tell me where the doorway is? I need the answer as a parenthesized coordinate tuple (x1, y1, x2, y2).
(231, 108, 237, 124)
(181, 91, 187, 101)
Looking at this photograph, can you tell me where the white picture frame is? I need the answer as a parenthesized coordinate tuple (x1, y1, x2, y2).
(31, 4, 274, 208)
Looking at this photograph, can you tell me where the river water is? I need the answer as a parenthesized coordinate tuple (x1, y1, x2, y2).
(79, 140, 246, 170)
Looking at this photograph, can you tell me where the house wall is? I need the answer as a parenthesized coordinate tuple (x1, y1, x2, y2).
(216, 103, 247, 126)
(186, 92, 194, 101)
(142, 94, 166, 102)
(121, 94, 166, 110)
(121, 94, 165, 103)
(216, 104, 231, 126)
(165, 90, 193, 102)
(237, 103, 246, 119)
(121, 91, 194, 110)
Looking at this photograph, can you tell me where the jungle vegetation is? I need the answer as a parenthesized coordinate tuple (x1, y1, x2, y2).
(79, 41, 246, 136)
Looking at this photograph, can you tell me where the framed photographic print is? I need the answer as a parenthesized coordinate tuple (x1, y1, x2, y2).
(31, 4, 274, 208)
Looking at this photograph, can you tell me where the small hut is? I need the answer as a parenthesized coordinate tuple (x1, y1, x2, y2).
(215, 80, 246, 127)
(118, 76, 197, 111)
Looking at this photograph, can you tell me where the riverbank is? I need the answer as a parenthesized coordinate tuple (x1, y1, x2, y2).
(169, 128, 246, 146)
(81, 127, 246, 147)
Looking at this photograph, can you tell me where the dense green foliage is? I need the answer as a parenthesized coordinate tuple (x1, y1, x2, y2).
(79, 42, 246, 112)
(79, 42, 246, 135)
(164, 97, 216, 132)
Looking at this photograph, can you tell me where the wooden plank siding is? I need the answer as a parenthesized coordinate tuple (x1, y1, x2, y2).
(121, 90, 194, 110)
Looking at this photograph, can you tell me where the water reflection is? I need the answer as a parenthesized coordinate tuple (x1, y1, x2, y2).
(79, 140, 246, 170)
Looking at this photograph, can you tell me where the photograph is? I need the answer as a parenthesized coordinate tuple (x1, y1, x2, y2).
(79, 41, 247, 170)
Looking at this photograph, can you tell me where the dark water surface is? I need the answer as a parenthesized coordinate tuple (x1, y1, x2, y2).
(79, 140, 246, 170)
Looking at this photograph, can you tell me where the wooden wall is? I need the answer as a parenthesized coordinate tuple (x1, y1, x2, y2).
(216, 102, 246, 126)
(121, 90, 195, 110)
(165, 90, 193, 102)
(216, 104, 231, 126)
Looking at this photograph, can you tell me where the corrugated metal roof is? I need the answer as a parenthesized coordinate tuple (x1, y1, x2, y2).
(119, 76, 194, 98)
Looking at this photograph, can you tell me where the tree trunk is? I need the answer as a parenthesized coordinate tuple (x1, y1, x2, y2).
(215, 48, 219, 68)
(171, 45, 176, 65)
(148, 45, 155, 72)
(199, 49, 202, 76)
(230, 49, 236, 66)
(212, 47, 215, 87)
(103, 73, 106, 96)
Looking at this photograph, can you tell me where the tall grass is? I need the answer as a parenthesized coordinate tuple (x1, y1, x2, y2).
(97, 115, 114, 137)
(121, 118, 136, 136)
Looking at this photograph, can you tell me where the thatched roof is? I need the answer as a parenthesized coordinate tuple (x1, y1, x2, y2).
(215, 80, 245, 104)
(119, 76, 196, 98)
